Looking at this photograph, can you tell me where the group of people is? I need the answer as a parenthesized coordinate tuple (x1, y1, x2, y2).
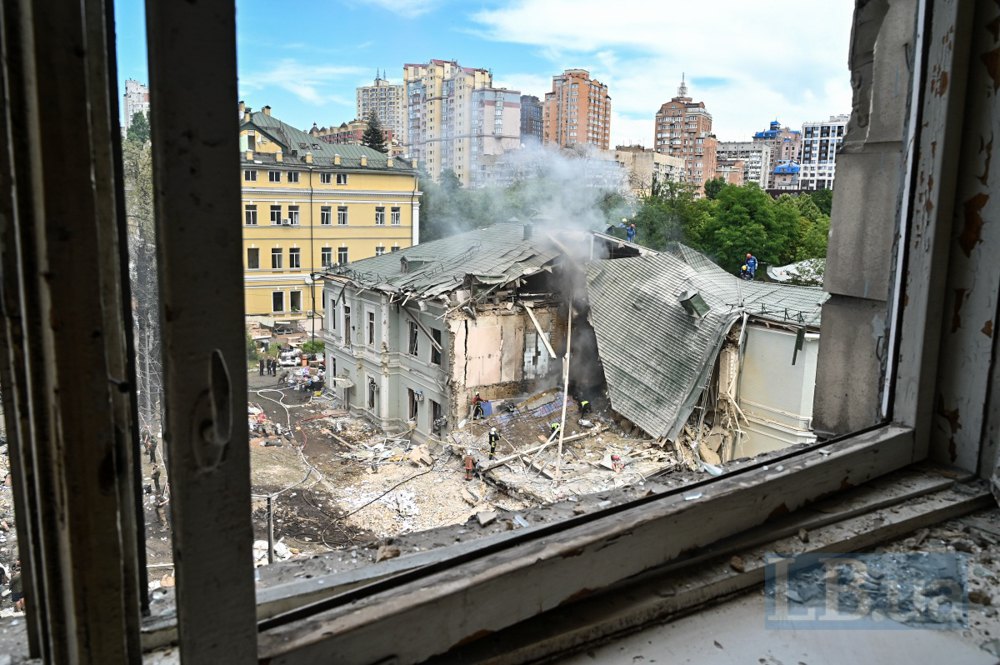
(259, 357, 279, 376)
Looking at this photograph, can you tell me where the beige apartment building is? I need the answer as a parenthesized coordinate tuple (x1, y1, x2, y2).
(542, 69, 611, 150)
(614, 145, 685, 196)
(403, 60, 519, 187)
(653, 78, 718, 195)
(356, 72, 405, 143)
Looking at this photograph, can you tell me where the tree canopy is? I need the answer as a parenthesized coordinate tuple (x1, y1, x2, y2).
(361, 110, 387, 153)
(126, 111, 150, 145)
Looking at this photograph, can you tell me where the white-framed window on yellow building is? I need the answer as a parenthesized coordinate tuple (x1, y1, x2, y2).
(321, 247, 332, 267)
(271, 291, 284, 313)
(287, 171, 299, 184)
(336, 173, 348, 185)
(375, 206, 385, 225)
(320, 206, 332, 225)
(270, 248, 282, 270)
(337, 247, 348, 265)
(288, 247, 301, 269)
(288, 205, 300, 225)
(243, 168, 256, 182)
(337, 206, 348, 225)
(390, 206, 400, 225)
(244, 204, 257, 226)
(268, 170, 280, 183)
(246, 247, 259, 270)
(289, 291, 302, 313)
(269, 205, 281, 225)
(320, 172, 332, 184)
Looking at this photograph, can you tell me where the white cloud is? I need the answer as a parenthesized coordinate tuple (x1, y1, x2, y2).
(470, 0, 855, 146)
(242, 59, 367, 106)
(353, 0, 442, 18)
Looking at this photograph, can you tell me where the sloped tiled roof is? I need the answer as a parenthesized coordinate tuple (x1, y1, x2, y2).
(586, 245, 826, 440)
(326, 223, 567, 300)
(242, 111, 412, 171)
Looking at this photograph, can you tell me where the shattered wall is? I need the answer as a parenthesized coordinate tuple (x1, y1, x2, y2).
(447, 305, 565, 422)
(737, 325, 820, 456)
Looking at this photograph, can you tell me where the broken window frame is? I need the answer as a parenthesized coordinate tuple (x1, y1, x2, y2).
(407, 320, 419, 356)
(0, 0, 986, 661)
(431, 328, 442, 365)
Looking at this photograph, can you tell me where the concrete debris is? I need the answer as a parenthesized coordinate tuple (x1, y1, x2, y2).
(798, 528, 810, 543)
(729, 555, 745, 573)
(407, 445, 434, 467)
(477, 511, 498, 527)
(375, 545, 401, 562)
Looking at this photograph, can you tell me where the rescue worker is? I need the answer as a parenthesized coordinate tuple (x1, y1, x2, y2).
(151, 464, 162, 496)
(463, 451, 475, 481)
(744, 252, 758, 279)
(472, 391, 485, 420)
(488, 427, 500, 460)
(611, 454, 624, 472)
(626, 223, 637, 242)
(550, 422, 561, 436)
(579, 399, 591, 416)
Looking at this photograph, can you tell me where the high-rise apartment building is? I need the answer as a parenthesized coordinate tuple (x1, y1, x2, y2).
(520, 95, 543, 145)
(356, 73, 405, 145)
(714, 159, 745, 186)
(542, 69, 611, 151)
(716, 141, 772, 188)
(653, 78, 718, 194)
(470, 88, 522, 187)
(799, 114, 849, 190)
(403, 59, 518, 187)
(122, 79, 149, 133)
(751, 120, 802, 188)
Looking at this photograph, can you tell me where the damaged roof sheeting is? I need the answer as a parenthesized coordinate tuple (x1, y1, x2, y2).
(328, 223, 565, 300)
(586, 245, 827, 441)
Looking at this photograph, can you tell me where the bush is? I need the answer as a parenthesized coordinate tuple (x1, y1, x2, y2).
(301, 339, 325, 355)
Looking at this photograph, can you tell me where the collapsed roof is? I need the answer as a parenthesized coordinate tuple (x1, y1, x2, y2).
(326, 222, 571, 302)
(585, 245, 827, 441)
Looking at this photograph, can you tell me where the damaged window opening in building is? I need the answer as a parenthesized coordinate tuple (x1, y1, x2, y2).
(1, 0, 999, 663)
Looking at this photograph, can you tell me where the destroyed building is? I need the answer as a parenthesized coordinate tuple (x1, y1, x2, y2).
(321, 224, 827, 459)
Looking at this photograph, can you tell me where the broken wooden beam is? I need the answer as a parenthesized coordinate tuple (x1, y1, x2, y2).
(522, 304, 557, 359)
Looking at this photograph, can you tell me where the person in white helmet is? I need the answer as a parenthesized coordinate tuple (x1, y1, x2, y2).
(488, 427, 500, 460)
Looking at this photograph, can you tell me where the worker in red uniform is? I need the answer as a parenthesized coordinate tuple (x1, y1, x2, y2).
(464, 451, 475, 480)
(472, 391, 485, 419)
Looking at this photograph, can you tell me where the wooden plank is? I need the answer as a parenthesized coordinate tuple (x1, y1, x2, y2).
(144, 1, 257, 662)
(445, 479, 992, 665)
(522, 304, 556, 359)
(891, 0, 975, 461)
(402, 305, 443, 352)
(257, 425, 916, 662)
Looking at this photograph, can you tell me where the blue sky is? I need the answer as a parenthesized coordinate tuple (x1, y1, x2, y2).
(115, 0, 855, 145)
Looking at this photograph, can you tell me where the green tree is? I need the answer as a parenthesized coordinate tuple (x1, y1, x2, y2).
(126, 111, 150, 144)
(302, 339, 325, 355)
(696, 184, 796, 273)
(808, 188, 834, 216)
(361, 110, 387, 153)
(703, 177, 726, 200)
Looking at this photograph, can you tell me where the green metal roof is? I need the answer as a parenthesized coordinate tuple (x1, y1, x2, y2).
(586, 245, 827, 441)
(241, 110, 412, 171)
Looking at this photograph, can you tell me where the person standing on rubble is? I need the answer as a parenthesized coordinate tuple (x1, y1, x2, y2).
(472, 392, 485, 420)
(550, 422, 561, 436)
(488, 427, 500, 460)
(579, 399, 591, 416)
(463, 450, 475, 480)
(626, 223, 637, 242)
(744, 252, 758, 279)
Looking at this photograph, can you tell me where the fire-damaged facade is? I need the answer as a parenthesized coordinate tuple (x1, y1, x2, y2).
(321, 223, 827, 457)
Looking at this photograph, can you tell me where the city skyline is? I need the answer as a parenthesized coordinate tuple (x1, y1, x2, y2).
(114, 0, 854, 147)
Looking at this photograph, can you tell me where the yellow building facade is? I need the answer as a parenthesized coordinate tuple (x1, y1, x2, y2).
(239, 105, 420, 320)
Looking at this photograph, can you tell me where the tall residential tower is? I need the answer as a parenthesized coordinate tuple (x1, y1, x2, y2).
(653, 77, 717, 194)
(799, 114, 849, 190)
(542, 69, 611, 151)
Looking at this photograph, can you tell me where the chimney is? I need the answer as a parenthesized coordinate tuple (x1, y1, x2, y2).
(334, 154, 342, 165)
(678, 290, 709, 318)
(387, 157, 394, 167)
(360, 155, 368, 167)
(523, 223, 533, 241)
(262, 105, 272, 116)
(275, 152, 282, 162)
(304, 152, 313, 164)
(238, 100, 245, 117)
(243, 106, 252, 123)
(245, 150, 253, 160)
